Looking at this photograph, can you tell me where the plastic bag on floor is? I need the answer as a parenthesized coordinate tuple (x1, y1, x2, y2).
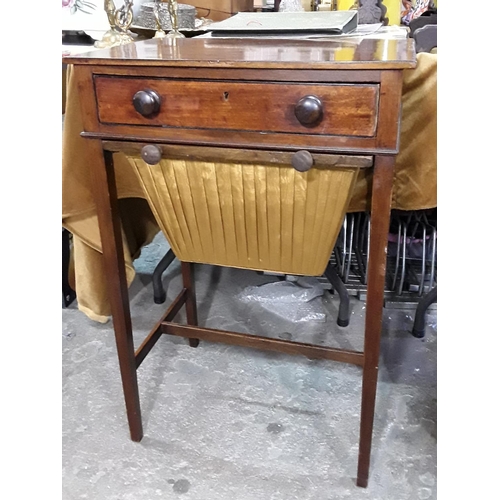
(238, 277, 326, 323)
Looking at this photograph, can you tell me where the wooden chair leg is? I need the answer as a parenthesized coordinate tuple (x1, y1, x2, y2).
(356, 155, 395, 487)
(181, 262, 199, 347)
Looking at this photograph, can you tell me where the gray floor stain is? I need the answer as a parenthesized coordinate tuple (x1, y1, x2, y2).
(172, 479, 191, 494)
(267, 423, 285, 434)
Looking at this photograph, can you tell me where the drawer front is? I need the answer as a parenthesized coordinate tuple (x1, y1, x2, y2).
(94, 77, 379, 138)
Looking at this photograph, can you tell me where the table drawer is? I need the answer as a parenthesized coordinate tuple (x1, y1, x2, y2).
(94, 76, 379, 138)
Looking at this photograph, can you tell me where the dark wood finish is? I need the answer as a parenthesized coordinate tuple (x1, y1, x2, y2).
(104, 141, 373, 168)
(90, 65, 385, 82)
(73, 64, 143, 441)
(95, 77, 379, 138)
(356, 155, 396, 488)
(294, 95, 324, 128)
(376, 71, 404, 151)
(80, 65, 401, 154)
(132, 88, 162, 117)
(63, 37, 416, 70)
(90, 144, 143, 442)
(291, 150, 314, 172)
(140, 144, 162, 165)
(85, 127, 396, 155)
(67, 37, 415, 488)
(134, 288, 187, 368)
(74, 65, 143, 441)
(162, 322, 365, 366)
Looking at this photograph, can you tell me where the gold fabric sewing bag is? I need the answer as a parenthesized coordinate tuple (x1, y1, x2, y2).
(127, 152, 366, 276)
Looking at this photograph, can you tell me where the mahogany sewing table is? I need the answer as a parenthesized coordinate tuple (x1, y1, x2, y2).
(64, 36, 416, 488)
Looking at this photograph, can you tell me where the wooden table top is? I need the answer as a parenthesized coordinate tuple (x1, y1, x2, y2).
(63, 36, 416, 70)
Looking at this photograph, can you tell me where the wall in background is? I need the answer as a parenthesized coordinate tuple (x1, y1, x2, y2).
(336, 0, 437, 26)
(336, 0, 401, 25)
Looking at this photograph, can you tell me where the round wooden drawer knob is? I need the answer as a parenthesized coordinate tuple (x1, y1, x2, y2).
(132, 89, 161, 117)
(294, 95, 324, 127)
(141, 145, 162, 165)
(291, 150, 314, 172)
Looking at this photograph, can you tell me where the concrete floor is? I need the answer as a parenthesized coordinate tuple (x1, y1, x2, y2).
(62, 232, 437, 500)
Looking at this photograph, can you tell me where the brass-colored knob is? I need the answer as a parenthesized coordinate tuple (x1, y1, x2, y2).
(141, 145, 162, 165)
(294, 95, 324, 127)
(291, 150, 314, 172)
(133, 89, 161, 117)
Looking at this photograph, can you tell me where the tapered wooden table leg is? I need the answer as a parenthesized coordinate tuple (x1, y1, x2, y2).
(89, 145, 143, 442)
(356, 155, 395, 487)
(181, 262, 200, 347)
